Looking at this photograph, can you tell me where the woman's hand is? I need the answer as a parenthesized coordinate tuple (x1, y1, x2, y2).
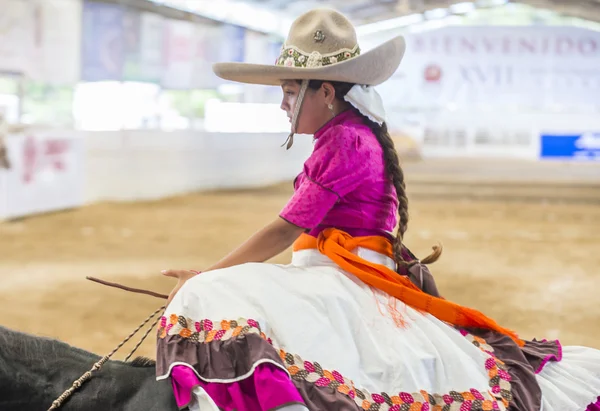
(162, 269, 200, 305)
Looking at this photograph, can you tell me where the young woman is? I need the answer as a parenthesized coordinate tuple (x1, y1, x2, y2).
(157, 9, 600, 411)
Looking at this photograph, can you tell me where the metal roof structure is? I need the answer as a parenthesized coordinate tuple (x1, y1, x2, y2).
(247, 0, 600, 25)
(144, 0, 600, 36)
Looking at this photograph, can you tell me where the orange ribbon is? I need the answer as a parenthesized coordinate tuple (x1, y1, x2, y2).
(294, 228, 523, 346)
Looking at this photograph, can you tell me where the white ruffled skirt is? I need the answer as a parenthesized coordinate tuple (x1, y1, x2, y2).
(157, 248, 600, 411)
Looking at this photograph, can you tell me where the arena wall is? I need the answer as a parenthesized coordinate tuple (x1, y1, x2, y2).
(1, 116, 599, 220)
(0, 130, 312, 220)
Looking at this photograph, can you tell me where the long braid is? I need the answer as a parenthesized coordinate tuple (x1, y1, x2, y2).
(365, 121, 441, 268)
(302, 80, 442, 269)
(367, 121, 410, 265)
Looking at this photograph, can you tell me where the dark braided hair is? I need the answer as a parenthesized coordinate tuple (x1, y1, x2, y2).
(302, 80, 442, 269)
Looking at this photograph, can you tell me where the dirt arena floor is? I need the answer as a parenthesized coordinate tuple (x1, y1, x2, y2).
(1, 182, 599, 362)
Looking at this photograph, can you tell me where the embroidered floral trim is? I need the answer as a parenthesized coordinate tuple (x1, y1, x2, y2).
(459, 330, 513, 406)
(159, 316, 512, 411)
(460, 330, 495, 354)
(275, 44, 361, 68)
(158, 315, 273, 345)
(280, 348, 511, 411)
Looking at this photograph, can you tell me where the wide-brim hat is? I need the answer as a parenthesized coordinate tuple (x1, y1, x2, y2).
(212, 8, 406, 87)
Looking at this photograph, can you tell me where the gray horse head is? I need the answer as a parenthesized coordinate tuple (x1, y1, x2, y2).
(0, 326, 178, 411)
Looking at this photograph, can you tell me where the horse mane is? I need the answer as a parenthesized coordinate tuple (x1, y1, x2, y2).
(0, 326, 156, 368)
(0, 325, 94, 363)
(128, 356, 156, 367)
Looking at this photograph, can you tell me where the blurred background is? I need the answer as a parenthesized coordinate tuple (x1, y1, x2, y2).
(0, 0, 599, 360)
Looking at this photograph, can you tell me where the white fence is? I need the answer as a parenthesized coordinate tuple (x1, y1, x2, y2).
(0, 131, 85, 220)
(0, 130, 312, 220)
(83, 130, 311, 202)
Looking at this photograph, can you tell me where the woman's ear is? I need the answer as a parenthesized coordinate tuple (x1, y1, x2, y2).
(322, 82, 336, 105)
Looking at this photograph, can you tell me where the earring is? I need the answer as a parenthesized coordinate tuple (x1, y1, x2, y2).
(328, 103, 335, 117)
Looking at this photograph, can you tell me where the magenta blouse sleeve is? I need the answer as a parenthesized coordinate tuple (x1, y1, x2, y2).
(280, 125, 370, 229)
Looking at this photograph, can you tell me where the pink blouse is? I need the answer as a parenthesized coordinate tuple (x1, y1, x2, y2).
(280, 109, 398, 239)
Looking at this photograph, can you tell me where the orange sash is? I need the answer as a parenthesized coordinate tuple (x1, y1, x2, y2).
(294, 228, 523, 346)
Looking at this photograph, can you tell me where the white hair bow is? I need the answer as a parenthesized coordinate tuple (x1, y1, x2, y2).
(344, 84, 386, 125)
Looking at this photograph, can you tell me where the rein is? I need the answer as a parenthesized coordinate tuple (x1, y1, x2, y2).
(47, 277, 167, 410)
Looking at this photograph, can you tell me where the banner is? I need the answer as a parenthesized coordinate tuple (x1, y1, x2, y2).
(122, 10, 165, 83)
(378, 26, 600, 109)
(243, 31, 271, 102)
(540, 132, 600, 161)
(122, 9, 142, 81)
(244, 31, 270, 64)
(192, 24, 224, 89)
(0, 0, 34, 74)
(81, 1, 125, 81)
(162, 19, 195, 89)
(220, 24, 246, 63)
(1, 133, 84, 220)
(139, 12, 165, 84)
(28, 0, 81, 85)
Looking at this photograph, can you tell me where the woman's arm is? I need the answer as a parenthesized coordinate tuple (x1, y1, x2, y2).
(204, 217, 305, 271)
(162, 217, 305, 304)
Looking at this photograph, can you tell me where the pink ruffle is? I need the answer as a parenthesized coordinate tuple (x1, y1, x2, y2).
(587, 396, 600, 411)
(170, 363, 305, 410)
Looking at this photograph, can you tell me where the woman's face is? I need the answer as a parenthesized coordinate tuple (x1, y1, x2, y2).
(280, 80, 335, 135)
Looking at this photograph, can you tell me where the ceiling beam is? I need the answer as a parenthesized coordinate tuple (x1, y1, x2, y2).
(142, 0, 291, 35)
(97, 0, 218, 24)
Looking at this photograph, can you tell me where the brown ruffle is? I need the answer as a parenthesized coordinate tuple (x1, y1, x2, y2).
(157, 333, 282, 380)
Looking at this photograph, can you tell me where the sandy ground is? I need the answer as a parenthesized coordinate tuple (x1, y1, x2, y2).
(0, 183, 599, 362)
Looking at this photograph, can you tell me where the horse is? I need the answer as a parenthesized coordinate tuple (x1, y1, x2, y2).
(0, 325, 178, 410)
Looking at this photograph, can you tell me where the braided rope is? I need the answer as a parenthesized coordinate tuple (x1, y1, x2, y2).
(281, 79, 309, 150)
(123, 312, 163, 363)
(47, 305, 165, 411)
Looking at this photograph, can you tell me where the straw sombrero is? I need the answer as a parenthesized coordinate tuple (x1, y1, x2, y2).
(213, 8, 406, 86)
